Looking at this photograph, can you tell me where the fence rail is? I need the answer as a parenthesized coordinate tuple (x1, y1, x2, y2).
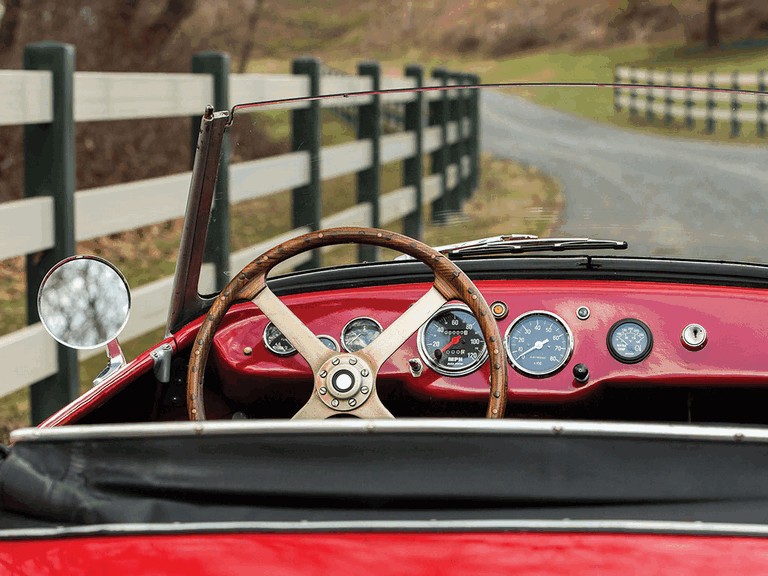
(0, 42, 480, 423)
(614, 66, 768, 137)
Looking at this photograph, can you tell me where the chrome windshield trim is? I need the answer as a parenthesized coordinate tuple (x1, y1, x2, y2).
(3, 519, 768, 540)
(14, 419, 768, 444)
(166, 108, 229, 335)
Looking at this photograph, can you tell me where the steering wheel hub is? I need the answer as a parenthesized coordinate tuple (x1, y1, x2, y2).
(317, 354, 374, 410)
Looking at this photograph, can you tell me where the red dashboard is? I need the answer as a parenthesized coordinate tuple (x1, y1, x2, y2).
(211, 279, 768, 406)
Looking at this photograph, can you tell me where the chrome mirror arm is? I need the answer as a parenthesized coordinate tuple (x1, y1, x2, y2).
(92, 338, 127, 387)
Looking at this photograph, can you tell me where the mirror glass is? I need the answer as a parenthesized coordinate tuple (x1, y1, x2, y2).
(37, 256, 131, 350)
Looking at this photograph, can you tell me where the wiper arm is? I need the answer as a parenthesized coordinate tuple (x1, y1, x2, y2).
(445, 236, 628, 258)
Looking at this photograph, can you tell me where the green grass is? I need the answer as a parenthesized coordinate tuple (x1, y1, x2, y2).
(478, 43, 768, 143)
(247, 42, 768, 144)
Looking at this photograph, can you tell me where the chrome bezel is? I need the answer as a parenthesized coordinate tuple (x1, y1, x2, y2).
(341, 317, 383, 352)
(504, 310, 574, 378)
(262, 322, 297, 356)
(318, 334, 340, 352)
(417, 304, 489, 377)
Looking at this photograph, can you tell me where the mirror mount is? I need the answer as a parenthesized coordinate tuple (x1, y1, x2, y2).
(92, 338, 127, 388)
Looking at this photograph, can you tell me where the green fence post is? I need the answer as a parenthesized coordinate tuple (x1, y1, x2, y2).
(403, 64, 424, 240)
(430, 68, 450, 223)
(454, 72, 470, 203)
(629, 67, 638, 117)
(356, 61, 381, 262)
(646, 68, 655, 123)
(24, 42, 78, 424)
(758, 70, 767, 138)
(685, 69, 695, 130)
(445, 72, 462, 214)
(192, 51, 230, 289)
(462, 73, 475, 197)
(471, 73, 481, 192)
(730, 71, 741, 138)
(664, 69, 673, 125)
(291, 57, 321, 269)
(706, 71, 716, 134)
(614, 67, 621, 112)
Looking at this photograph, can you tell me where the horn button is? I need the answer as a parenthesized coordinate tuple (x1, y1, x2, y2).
(317, 354, 373, 411)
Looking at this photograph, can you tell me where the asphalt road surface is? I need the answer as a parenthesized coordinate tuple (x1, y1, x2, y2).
(481, 90, 768, 263)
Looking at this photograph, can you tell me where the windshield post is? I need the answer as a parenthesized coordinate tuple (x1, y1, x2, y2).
(166, 107, 229, 335)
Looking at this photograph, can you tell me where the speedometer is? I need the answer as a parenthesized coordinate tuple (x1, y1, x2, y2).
(417, 305, 488, 376)
(505, 311, 573, 377)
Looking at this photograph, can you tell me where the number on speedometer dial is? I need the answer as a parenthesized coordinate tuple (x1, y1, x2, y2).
(417, 305, 488, 376)
(505, 311, 573, 377)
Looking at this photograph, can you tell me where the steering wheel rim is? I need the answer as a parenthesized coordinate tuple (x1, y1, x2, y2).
(187, 227, 508, 420)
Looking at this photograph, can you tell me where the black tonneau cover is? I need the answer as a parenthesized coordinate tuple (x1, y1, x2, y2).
(2, 420, 768, 530)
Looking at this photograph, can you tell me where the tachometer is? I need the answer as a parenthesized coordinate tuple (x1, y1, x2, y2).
(341, 317, 382, 352)
(505, 311, 573, 377)
(417, 305, 488, 376)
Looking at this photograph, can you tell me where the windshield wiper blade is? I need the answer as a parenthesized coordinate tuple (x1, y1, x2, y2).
(445, 236, 628, 258)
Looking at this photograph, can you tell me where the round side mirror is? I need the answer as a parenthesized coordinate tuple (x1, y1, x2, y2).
(38, 255, 131, 350)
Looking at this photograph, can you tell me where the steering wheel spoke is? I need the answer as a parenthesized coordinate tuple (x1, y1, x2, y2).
(361, 285, 447, 367)
(252, 286, 333, 372)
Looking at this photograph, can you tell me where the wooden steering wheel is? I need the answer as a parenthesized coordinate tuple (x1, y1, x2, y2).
(187, 227, 507, 420)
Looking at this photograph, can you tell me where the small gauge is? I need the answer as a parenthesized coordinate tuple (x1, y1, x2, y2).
(417, 305, 488, 376)
(263, 322, 296, 356)
(607, 319, 652, 364)
(318, 335, 340, 352)
(505, 311, 573, 377)
(341, 317, 382, 352)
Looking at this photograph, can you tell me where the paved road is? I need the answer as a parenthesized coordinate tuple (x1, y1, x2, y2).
(481, 90, 768, 263)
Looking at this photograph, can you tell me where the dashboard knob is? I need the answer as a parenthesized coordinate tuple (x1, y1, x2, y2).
(573, 363, 589, 384)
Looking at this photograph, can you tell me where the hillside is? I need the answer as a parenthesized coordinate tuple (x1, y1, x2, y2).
(1, 0, 768, 203)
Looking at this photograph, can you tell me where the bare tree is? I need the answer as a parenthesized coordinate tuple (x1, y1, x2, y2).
(237, 0, 266, 74)
(706, 0, 719, 48)
(143, 0, 198, 54)
(0, 0, 23, 52)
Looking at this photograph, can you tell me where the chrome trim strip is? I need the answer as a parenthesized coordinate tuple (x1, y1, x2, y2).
(4, 519, 768, 541)
(13, 419, 768, 444)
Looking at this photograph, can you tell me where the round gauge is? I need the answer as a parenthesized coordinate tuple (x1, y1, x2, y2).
(505, 311, 573, 377)
(607, 319, 652, 364)
(341, 317, 382, 352)
(263, 322, 296, 356)
(417, 305, 488, 376)
(318, 335, 340, 352)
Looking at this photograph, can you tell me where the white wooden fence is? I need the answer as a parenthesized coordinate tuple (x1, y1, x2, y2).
(614, 66, 768, 136)
(0, 49, 478, 418)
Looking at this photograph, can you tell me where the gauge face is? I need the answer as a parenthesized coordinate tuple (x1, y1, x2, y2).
(341, 317, 382, 352)
(417, 305, 488, 376)
(318, 335, 339, 352)
(505, 311, 573, 377)
(263, 322, 296, 356)
(607, 319, 652, 363)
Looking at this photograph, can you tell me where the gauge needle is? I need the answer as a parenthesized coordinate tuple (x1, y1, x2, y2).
(440, 335, 462, 353)
(515, 339, 549, 360)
